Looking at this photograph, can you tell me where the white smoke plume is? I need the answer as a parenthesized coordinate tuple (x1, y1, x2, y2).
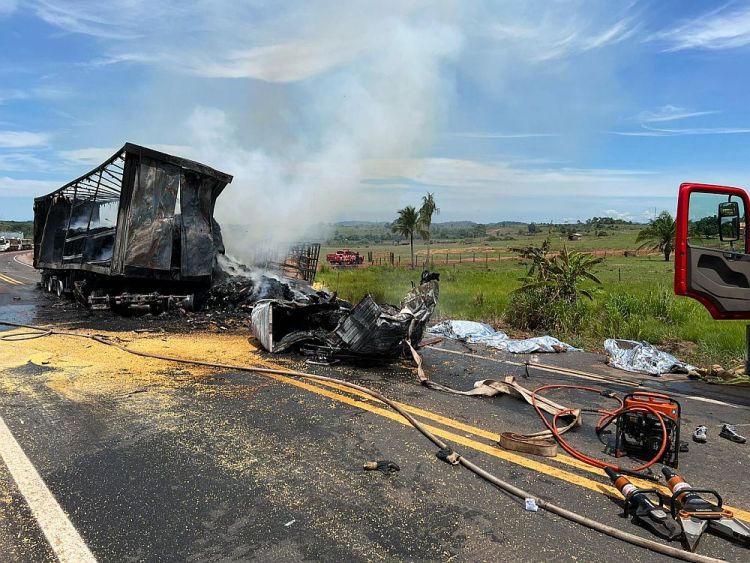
(176, 5, 463, 264)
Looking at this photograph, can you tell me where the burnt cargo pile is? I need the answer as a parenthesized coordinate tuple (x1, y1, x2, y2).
(33, 143, 232, 312)
(249, 271, 440, 360)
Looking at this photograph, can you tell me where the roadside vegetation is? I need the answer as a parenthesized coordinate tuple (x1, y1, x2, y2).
(318, 251, 745, 368)
(0, 220, 33, 238)
(635, 211, 676, 261)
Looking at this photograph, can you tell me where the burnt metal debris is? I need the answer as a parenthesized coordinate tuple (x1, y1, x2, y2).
(250, 272, 440, 360)
(33, 143, 233, 311)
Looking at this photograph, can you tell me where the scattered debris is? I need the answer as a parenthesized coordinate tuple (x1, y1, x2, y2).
(250, 275, 439, 359)
(524, 498, 539, 512)
(688, 364, 750, 384)
(284, 519, 296, 527)
(719, 424, 746, 444)
(427, 320, 578, 353)
(363, 460, 400, 474)
(436, 447, 460, 465)
(604, 339, 696, 376)
(692, 425, 707, 443)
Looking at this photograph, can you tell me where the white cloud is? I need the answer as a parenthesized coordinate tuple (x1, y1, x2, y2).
(487, 11, 640, 62)
(186, 39, 363, 82)
(0, 153, 47, 171)
(0, 89, 27, 105)
(59, 143, 193, 165)
(635, 104, 719, 123)
(451, 132, 560, 139)
(361, 157, 658, 197)
(0, 176, 59, 197)
(0, 0, 17, 17)
(0, 85, 71, 105)
(602, 209, 639, 222)
(36, 1, 461, 84)
(0, 131, 50, 148)
(612, 124, 750, 137)
(31, 0, 156, 39)
(58, 147, 114, 165)
(653, 4, 750, 51)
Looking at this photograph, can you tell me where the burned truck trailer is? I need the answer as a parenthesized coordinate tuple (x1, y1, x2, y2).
(33, 143, 233, 310)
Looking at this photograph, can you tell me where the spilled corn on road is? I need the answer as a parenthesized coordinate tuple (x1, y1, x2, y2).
(1, 251, 749, 562)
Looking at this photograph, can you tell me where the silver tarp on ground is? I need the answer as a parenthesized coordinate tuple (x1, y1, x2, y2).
(427, 320, 578, 353)
(603, 339, 696, 376)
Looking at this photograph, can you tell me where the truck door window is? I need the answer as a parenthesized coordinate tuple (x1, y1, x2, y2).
(688, 192, 746, 254)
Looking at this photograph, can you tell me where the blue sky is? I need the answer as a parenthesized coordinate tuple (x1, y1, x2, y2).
(1, 1, 750, 232)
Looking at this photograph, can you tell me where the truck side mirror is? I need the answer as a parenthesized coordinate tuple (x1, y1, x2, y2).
(718, 201, 741, 242)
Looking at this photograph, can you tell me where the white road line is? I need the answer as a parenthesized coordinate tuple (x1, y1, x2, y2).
(0, 415, 97, 563)
(427, 345, 750, 411)
(13, 255, 37, 269)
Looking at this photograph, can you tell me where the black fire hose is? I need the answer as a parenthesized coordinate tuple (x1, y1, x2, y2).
(0, 319, 722, 562)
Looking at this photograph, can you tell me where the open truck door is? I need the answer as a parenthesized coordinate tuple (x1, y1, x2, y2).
(675, 183, 750, 319)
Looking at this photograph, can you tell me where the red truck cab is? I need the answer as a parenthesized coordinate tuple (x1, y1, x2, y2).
(675, 183, 750, 319)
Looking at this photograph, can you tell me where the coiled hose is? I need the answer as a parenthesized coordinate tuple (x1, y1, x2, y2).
(0, 320, 722, 562)
(531, 384, 670, 472)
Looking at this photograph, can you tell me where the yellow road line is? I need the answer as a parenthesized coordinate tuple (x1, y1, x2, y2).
(0, 272, 23, 285)
(12, 332, 749, 522)
(244, 355, 750, 522)
(257, 368, 622, 497)
(303, 377, 672, 489)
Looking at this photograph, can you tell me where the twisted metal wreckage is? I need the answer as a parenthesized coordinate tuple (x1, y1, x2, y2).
(33, 142, 440, 359)
(250, 272, 440, 359)
(33, 143, 323, 312)
(26, 145, 749, 560)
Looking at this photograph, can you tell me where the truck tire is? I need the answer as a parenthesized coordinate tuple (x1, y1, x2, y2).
(56, 279, 64, 297)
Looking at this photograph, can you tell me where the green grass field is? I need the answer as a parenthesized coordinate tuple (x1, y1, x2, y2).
(317, 252, 746, 368)
(321, 226, 646, 266)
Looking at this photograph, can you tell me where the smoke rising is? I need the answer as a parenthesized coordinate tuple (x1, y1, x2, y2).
(180, 6, 463, 265)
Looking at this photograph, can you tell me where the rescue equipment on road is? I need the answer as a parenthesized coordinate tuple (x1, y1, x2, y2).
(605, 467, 681, 540)
(663, 467, 750, 552)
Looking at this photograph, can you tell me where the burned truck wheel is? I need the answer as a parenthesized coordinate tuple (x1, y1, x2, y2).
(46, 276, 54, 293)
(55, 279, 64, 298)
(109, 297, 128, 315)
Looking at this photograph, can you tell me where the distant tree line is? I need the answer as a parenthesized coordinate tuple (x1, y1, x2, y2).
(0, 221, 33, 238)
(326, 215, 641, 246)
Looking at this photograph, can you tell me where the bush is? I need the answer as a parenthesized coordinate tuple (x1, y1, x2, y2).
(506, 243, 602, 333)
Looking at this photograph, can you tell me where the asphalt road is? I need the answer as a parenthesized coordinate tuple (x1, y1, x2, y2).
(1, 252, 749, 562)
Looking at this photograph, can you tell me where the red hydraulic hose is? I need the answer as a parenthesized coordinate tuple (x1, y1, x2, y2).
(531, 384, 669, 472)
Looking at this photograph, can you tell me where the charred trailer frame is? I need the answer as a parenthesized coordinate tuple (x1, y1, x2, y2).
(33, 143, 233, 310)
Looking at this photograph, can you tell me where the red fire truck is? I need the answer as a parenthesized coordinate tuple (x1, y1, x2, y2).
(326, 249, 364, 266)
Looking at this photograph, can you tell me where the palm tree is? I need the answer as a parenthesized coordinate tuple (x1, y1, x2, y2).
(636, 211, 676, 261)
(418, 192, 440, 265)
(392, 206, 419, 268)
